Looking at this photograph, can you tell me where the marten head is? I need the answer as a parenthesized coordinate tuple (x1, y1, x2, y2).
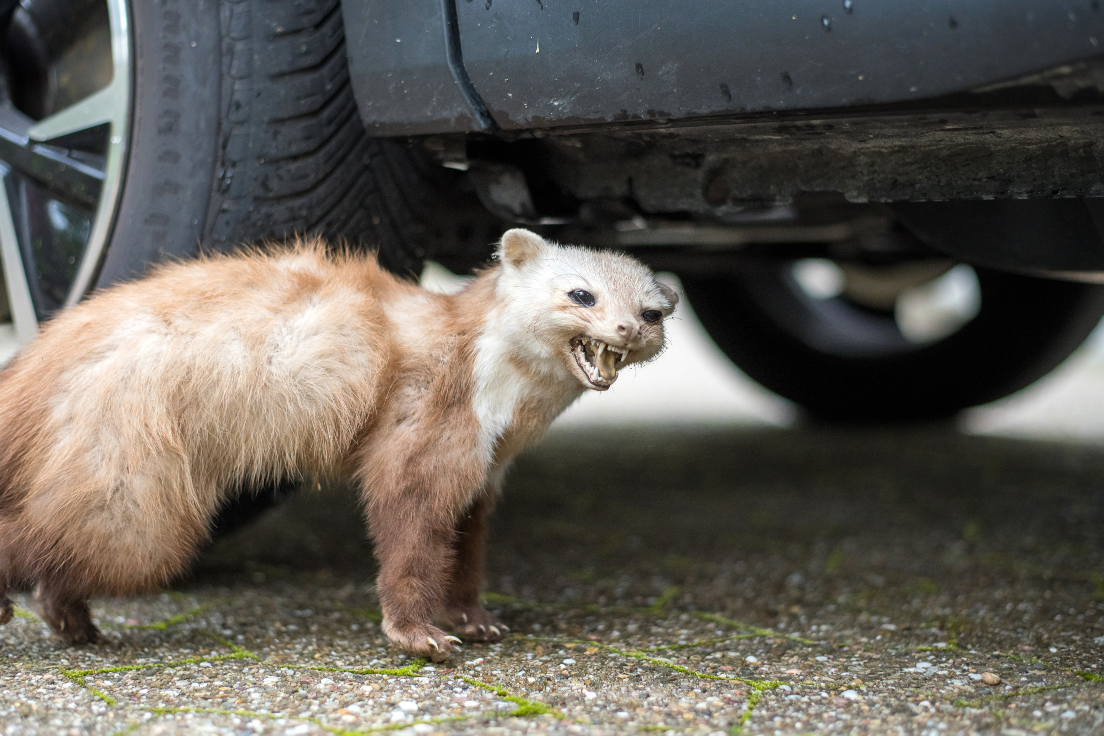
(494, 228, 678, 391)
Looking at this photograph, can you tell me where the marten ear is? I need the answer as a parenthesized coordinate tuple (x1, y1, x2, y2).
(498, 228, 546, 268)
(656, 279, 679, 316)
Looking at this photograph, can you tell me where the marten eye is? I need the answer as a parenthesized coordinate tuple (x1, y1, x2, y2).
(642, 309, 662, 323)
(568, 289, 596, 307)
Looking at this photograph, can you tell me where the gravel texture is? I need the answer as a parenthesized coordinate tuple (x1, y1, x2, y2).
(2, 424, 1103, 735)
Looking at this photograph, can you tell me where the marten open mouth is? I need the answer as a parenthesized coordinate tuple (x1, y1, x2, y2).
(571, 337, 629, 389)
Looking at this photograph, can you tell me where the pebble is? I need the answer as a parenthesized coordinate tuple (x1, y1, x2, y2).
(981, 672, 1001, 686)
(745, 656, 758, 663)
(841, 689, 859, 700)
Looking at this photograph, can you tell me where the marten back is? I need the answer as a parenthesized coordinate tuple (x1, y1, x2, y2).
(0, 242, 398, 607)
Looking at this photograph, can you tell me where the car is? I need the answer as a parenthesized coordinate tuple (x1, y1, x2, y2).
(2, 0, 1104, 424)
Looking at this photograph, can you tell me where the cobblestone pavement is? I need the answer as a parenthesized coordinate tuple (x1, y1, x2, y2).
(2, 425, 1103, 735)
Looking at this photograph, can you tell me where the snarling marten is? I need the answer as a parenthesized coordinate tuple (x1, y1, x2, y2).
(0, 228, 676, 660)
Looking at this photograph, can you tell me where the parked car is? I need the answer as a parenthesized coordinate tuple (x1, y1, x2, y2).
(2, 0, 1104, 422)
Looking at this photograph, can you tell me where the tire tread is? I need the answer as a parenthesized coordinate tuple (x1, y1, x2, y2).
(205, 0, 442, 274)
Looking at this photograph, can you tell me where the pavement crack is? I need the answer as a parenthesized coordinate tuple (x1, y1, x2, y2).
(689, 612, 816, 645)
(456, 674, 562, 718)
(57, 636, 263, 706)
(309, 659, 428, 677)
(953, 681, 1079, 708)
(486, 591, 816, 646)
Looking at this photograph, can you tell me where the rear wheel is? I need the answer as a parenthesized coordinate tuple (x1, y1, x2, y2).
(681, 260, 1104, 421)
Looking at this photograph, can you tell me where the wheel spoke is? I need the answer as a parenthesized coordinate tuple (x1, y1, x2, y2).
(0, 170, 39, 343)
(26, 82, 124, 142)
(0, 108, 104, 209)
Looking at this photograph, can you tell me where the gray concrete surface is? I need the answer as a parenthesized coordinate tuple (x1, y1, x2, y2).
(2, 424, 1103, 735)
(4, 274, 1104, 735)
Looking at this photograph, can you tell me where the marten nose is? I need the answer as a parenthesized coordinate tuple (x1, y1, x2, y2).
(616, 321, 636, 338)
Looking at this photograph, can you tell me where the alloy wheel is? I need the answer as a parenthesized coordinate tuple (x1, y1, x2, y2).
(0, 0, 130, 362)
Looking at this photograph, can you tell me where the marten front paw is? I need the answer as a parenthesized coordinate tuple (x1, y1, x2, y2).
(383, 619, 461, 662)
(439, 606, 509, 642)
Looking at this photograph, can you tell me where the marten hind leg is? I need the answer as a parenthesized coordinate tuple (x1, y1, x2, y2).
(35, 580, 99, 645)
(437, 489, 507, 642)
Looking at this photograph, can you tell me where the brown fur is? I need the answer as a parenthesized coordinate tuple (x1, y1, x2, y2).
(0, 229, 676, 659)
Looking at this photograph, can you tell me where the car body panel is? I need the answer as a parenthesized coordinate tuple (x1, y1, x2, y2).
(344, 0, 1104, 135)
(341, 0, 478, 135)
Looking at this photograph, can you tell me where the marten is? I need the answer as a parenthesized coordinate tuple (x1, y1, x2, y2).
(0, 228, 676, 660)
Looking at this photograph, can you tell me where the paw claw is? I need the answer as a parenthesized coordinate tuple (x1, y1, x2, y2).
(445, 635, 462, 644)
(489, 625, 501, 636)
(427, 637, 440, 651)
(478, 624, 486, 634)
(461, 612, 468, 623)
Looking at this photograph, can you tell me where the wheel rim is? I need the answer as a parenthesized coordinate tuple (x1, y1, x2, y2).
(0, 0, 130, 362)
(772, 258, 982, 358)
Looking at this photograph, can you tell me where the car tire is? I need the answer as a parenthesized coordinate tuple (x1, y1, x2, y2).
(99, 0, 451, 289)
(680, 265, 1104, 422)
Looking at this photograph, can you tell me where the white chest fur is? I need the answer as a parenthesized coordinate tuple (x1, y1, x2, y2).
(471, 326, 531, 466)
(470, 315, 578, 468)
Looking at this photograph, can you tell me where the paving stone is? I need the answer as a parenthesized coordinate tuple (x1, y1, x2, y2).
(2, 425, 1103, 734)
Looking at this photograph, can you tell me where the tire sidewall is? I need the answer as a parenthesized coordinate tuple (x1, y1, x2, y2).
(94, 0, 222, 289)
